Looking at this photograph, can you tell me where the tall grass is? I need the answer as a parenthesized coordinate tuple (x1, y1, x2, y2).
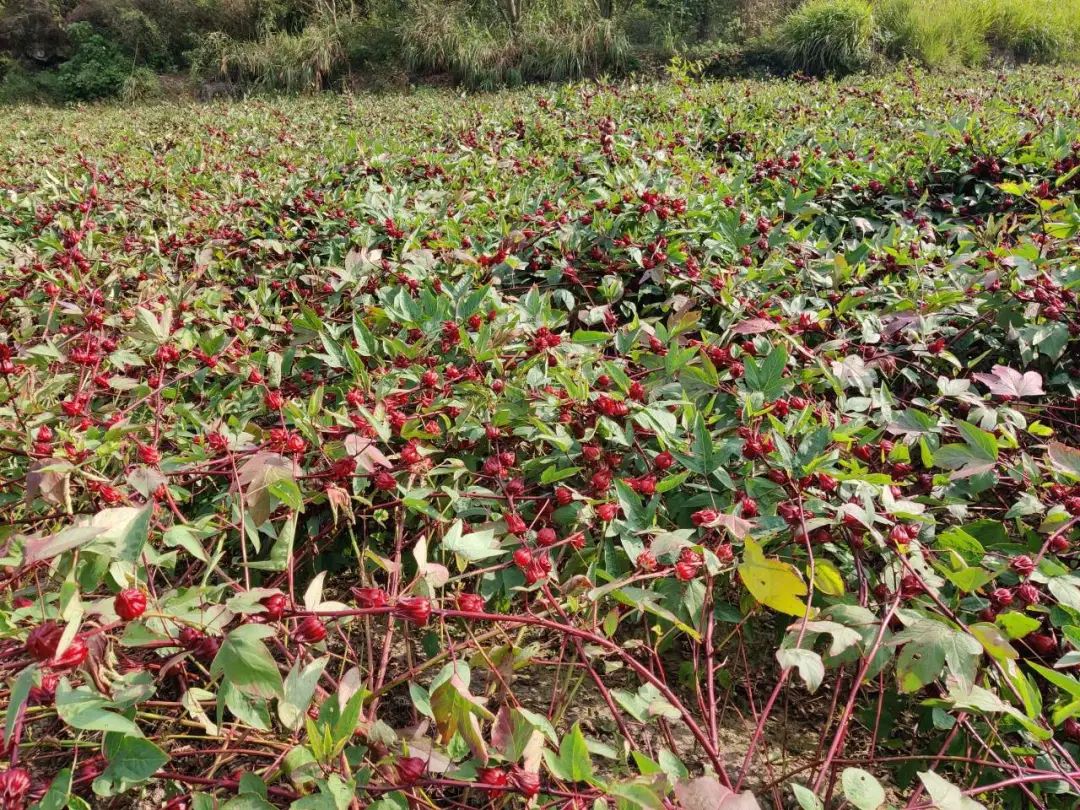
(220, 23, 346, 92)
(776, 0, 875, 74)
(875, 0, 1080, 66)
(403, 0, 629, 89)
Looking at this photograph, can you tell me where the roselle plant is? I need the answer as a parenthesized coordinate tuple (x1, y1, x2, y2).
(0, 67, 1079, 810)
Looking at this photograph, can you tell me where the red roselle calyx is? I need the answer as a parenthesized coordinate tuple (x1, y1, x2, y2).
(395, 756, 425, 785)
(508, 767, 540, 797)
(0, 768, 31, 809)
(1011, 554, 1036, 578)
(352, 586, 389, 609)
(260, 593, 289, 620)
(28, 673, 58, 706)
(394, 597, 432, 626)
(50, 637, 88, 671)
(595, 502, 617, 521)
(691, 508, 719, 527)
(477, 767, 508, 793)
(295, 616, 327, 644)
(456, 593, 485, 612)
(25, 623, 62, 662)
(114, 588, 147, 621)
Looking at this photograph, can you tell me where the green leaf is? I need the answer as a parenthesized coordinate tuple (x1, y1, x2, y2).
(1048, 575, 1080, 612)
(607, 781, 665, 809)
(917, 771, 988, 810)
(996, 611, 1040, 640)
(1028, 661, 1080, 700)
(430, 673, 494, 762)
(776, 648, 824, 693)
(968, 623, 1018, 662)
(935, 527, 984, 562)
(791, 783, 824, 810)
(934, 443, 991, 470)
(333, 689, 367, 745)
(744, 343, 788, 400)
(279, 656, 328, 730)
(220, 680, 271, 730)
(211, 625, 284, 700)
(367, 793, 409, 810)
(409, 682, 434, 719)
(33, 768, 72, 810)
(102, 734, 167, 786)
(540, 465, 581, 484)
(1048, 442, 1080, 477)
(268, 478, 304, 512)
(571, 330, 609, 344)
(133, 307, 170, 343)
(222, 797, 276, 810)
(956, 421, 998, 462)
(4, 665, 36, 745)
(891, 619, 981, 692)
(55, 680, 142, 737)
(238, 452, 299, 527)
(812, 559, 845, 596)
(942, 565, 993, 594)
(239, 773, 268, 797)
(440, 520, 503, 561)
(655, 470, 690, 494)
(21, 526, 103, 565)
(85, 505, 152, 563)
(692, 411, 716, 474)
(558, 722, 593, 782)
(841, 767, 885, 810)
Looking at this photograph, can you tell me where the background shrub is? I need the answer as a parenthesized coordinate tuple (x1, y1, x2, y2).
(120, 65, 162, 101)
(52, 22, 130, 100)
(211, 22, 347, 92)
(874, 0, 988, 66)
(874, 0, 1080, 67)
(340, 1, 406, 73)
(983, 0, 1069, 62)
(776, 0, 875, 74)
(403, 0, 629, 89)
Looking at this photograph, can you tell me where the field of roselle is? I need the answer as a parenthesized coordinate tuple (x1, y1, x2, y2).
(1, 66, 1080, 810)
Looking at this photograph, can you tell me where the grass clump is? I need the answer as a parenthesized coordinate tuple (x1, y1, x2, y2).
(776, 0, 875, 75)
(875, 0, 1080, 66)
(402, 0, 628, 89)
(190, 22, 347, 93)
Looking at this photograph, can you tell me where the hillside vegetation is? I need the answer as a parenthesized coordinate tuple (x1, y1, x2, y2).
(2, 0, 1080, 100)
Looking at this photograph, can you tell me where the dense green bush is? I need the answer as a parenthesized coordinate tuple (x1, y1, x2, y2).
(776, 0, 875, 74)
(67, 1, 170, 68)
(52, 22, 131, 100)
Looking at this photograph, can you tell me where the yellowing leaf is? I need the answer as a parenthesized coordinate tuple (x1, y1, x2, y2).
(738, 538, 808, 616)
(812, 559, 845, 596)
